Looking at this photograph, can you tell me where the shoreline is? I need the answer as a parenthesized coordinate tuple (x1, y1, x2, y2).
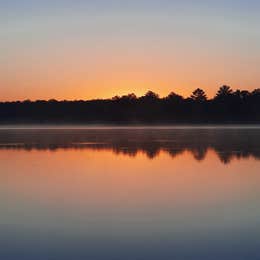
(1, 124, 260, 130)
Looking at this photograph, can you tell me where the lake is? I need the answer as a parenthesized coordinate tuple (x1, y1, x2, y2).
(1, 127, 260, 259)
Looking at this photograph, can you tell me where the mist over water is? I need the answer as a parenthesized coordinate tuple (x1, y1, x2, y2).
(1, 128, 260, 259)
(1, 127, 260, 163)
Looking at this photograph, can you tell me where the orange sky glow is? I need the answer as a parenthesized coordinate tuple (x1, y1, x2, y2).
(2, 1, 260, 101)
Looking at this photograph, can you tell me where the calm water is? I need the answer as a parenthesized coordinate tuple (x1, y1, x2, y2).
(1, 127, 260, 259)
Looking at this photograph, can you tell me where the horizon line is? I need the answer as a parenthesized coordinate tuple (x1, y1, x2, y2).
(1, 86, 259, 103)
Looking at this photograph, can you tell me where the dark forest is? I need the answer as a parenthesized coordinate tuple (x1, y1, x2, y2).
(1, 85, 260, 124)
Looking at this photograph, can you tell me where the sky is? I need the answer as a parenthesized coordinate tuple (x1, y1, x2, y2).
(1, 0, 260, 101)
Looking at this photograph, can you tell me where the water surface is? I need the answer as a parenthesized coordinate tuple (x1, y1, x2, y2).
(1, 128, 260, 259)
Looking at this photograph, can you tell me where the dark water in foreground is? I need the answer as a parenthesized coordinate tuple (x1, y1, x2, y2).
(1, 127, 260, 259)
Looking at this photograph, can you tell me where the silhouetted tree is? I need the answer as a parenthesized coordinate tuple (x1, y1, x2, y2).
(117, 93, 137, 102)
(215, 85, 233, 99)
(48, 99, 58, 103)
(166, 92, 184, 102)
(251, 89, 260, 96)
(126, 93, 137, 100)
(233, 90, 250, 100)
(23, 99, 32, 103)
(0, 87, 260, 124)
(143, 91, 159, 100)
(112, 95, 120, 101)
(190, 88, 207, 102)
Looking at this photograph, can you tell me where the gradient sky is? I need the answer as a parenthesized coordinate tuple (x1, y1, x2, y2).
(1, 0, 260, 101)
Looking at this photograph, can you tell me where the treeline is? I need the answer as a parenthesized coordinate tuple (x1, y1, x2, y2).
(1, 85, 260, 123)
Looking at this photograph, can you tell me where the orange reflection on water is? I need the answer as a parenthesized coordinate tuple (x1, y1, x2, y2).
(1, 148, 260, 214)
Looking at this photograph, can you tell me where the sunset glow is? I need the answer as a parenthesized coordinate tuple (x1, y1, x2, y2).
(2, 1, 260, 101)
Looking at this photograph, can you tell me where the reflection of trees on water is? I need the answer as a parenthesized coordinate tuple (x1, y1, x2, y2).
(1, 129, 260, 164)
